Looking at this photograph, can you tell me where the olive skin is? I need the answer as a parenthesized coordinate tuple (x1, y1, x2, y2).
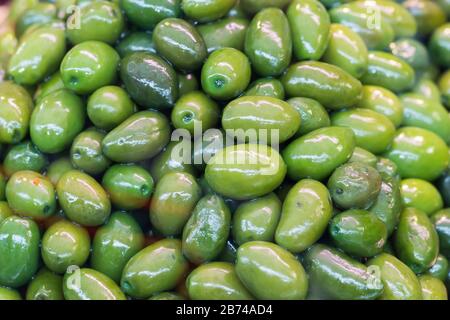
(331, 108, 396, 154)
(287, 0, 330, 61)
(63, 268, 126, 300)
(349, 147, 378, 168)
(245, 8, 291, 77)
(66, 1, 124, 45)
(30, 89, 85, 154)
(222, 96, 301, 144)
(303, 244, 383, 300)
(57, 170, 111, 226)
(438, 172, 450, 208)
(177, 73, 199, 97)
(3, 141, 48, 176)
(120, 0, 181, 31)
(8, 26, 66, 86)
(171, 91, 219, 135)
(419, 275, 448, 300)
(121, 239, 189, 299)
(102, 165, 154, 211)
(322, 23, 368, 79)
(149, 141, 197, 183)
(187, 262, 253, 300)
(353, 0, 417, 38)
(115, 32, 156, 58)
(329, 2, 394, 50)
(15, 3, 57, 37)
(369, 174, 403, 236)
(41, 220, 91, 274)
(400, 179, 443, 216)
(153, 18, 207, 72)
(426, 255, 449, 281)
(394, 207, 439, 274)
(0, 216, 40, 288)
(26, 268, 64, 300)
(390, 39, 430, 71)
(330, 209, 387, 258)
(281, 61, 362, 110)
(287, 98, 330, 136)
(120, 52, 178, 110)
(438, 70, 450, 108)
(197, 17, 248, 54)
(361, 51, 415, 93)
(236, 241, 308, 300)
(205, 144, 286, 200)
(240, 0, 290, 14)
(0, 202, 13, 224)
(102, 111, 171, 163)
(275, 179, 332, 253)
(46, 157, 75, 186)
(34, 72, 64, 103)
(182, 194, 231, 264)
(149, 292, 184, 300)
(431, 209, 450, 258)
(328, 162, 382, 209)
(232, 193, 281, 246)
(201, 47, 251, 100)
(400, 93, 450, 144)
(70, 128, 111, 175)
(0, 287, 21, 300)
(282, 127, 356, 181)
(150, 172, 202, 236)
(367, 253, 422, 300)
(6, 171, 56, 220)
(244, 78, 285, 100)
(0, 81, 33, 145)
(384, 127, 449, 181)
(413, 79, 441, 103)
(60, 41, 120, 95)
(357, 85, 403, 127)
(181, 0, 236, 23)
(403, 0, 446, 37)
(91, 212, 145, 283)
(87, 86, 135, 131)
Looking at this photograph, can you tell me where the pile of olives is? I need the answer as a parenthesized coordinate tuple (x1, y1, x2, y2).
(0, 0, 449, 300)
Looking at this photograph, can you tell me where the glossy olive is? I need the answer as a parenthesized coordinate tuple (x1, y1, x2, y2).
(87, 86, 135, 131)
(357, 85, 403, 127)
(102, 111, 171, 163)
(120, 52, 178, 110)
(66, 1, 124, 45)
(197, 17, 248, 54)
(232, 193, 281, 246)
(6, 170, 56, 219)
(275, 179, 332, 253)
(282, 127, 356, 181)
(57, 170, 111, 226)
(205, 144, 286, 200)
(30, 89, 85, 154)
(0, 81, 33, 144)
(201, 48, 251, 100)
(91, 212, 144, 283)
(281, 61, 362, 110)
(41, 220, 91, 274)
(150, 172, 201, 236)
(60, 41, 120, 95)
(384, 127, 449, 181)
(3, 140, 48, 176)
(236, 241, 308, 300)
(245, 8, 291, 76)
(394, 207, 439, 273)
(102, 164, 154, 210)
